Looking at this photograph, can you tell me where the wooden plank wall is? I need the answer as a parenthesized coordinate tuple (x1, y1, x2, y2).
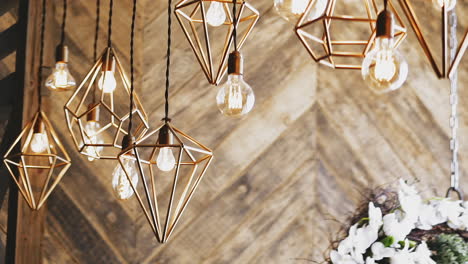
(1, 0, 468, 263)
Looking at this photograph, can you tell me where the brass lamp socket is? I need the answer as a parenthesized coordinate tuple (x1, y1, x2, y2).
(101, 53, 116, 72)
(158, 125, 173, 146)
(121, 134, 135, 150)
(55, 44, 69, 63)
(227, 51, 243, 75)
(87, 104, 100, 122)
(33, 117, 45, 133)
(376, 9, 394, 38)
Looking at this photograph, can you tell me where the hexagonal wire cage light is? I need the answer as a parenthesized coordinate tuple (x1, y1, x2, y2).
(174, 0, 259, 85)
(4, 111, 72, 210)
(295, 0, 407, 69)
(398, 0, 468, 78)
(64, 47, 149, 160)
(118, 123, 213, 243)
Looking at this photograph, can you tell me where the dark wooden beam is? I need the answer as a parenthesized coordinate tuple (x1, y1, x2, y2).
(0, 0, 17, 17)
(0, 23, 19, 60)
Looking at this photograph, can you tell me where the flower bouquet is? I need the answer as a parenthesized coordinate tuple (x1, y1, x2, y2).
(329, 180, 468, 264)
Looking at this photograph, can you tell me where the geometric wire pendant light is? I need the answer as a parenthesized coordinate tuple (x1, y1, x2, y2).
(3, 0, 72, 210)
(174, 0, 259, 85)
(398, 0, 468, 79)
(118, 0, 213, 243)
(295, 0, 407, 69)
(64, 0, 149, 160)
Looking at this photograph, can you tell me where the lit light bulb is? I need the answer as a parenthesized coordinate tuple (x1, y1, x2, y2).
(432, 0, 456, 10)
(274, 0, 328, 22)
(98, 71, 117, 93)
(157, 147, 176, 172)
(84, 120, 103, 161)
(362, 37, 408, 93)
(112, 155, 139, 200)
(30, 132, 49, 153)
(216, 74, 255, 117)
(45, 62, 76, 91)
(206, 1, 226, 27)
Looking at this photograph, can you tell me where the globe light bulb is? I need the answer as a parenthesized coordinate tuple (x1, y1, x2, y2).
(362, 37, 408, 94)
(112, 154, 139, 200)
(432, 0, 456, 10)
(30, 132, 49, 153)
(84, 120, 103, 161)
(216, 74, 255, 117)
(206, 1, 226, 27)
(45, 62, 76, 91)
(157, 147, 176, 172)
(274, 0, 328, 22)
(98, 71, 117, 93)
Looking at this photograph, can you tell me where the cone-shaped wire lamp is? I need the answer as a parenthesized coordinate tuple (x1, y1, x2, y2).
(118, 0, 213, 243)
(3, 0, 71, 210)
(174, 0, 259, 85)
(64, 0, 149, 161)
(295, 0, 407, 69)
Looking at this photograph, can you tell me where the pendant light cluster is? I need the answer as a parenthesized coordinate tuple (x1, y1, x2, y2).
(117, 0, 213, 243)
(3, 0, 71, 210)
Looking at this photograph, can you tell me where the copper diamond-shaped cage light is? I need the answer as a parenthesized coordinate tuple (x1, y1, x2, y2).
(398, 0, 468, 78)
(118, 122, 213, 243)
(64, 47, 149, 160)
(175, 0, 259, 85)
(295, 0, 407, 69)
(3, 111, 72, 210)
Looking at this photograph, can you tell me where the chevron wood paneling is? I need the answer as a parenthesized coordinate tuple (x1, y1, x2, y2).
(0, 0, 468, 263)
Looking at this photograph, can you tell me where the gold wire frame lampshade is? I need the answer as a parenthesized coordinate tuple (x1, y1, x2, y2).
(118, 122, 213, 243)
(64, 47, 149, 160)
(398, 0, 468, 78)
(3, 111, 72, 210)
(295, 0, 407, 69)
(175, 0, 259, 85)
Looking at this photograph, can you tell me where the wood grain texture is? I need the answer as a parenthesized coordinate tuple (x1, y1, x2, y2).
(0, 0, 468, 263)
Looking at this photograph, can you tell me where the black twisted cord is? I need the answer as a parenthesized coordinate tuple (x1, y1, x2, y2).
(108, 0, 113, 47)
(93, 0, 100, 61)
(232, 0, 237, 51)
(38, 0, 47, 110)
(60, 0, 67, 45)
(128, 0, 137, 133)
(163, 0, 172, 122)
(384, 0, 388, 10)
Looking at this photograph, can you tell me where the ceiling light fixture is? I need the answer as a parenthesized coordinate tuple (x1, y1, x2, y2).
(175, 0, 259, 85)
(4, 0, 71, 210)
(118, 0, 213, 243)
(64, 0, 149, 161)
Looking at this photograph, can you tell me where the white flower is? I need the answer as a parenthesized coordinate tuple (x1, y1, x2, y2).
(368, 202, 383, 228)
(371, 242, 396, 260)
(434, 199, 464, 229)
(330, 250, 359, 264)
(417, 202, 445, 230)
(412, 242, 435, 264)
(390, 240, 415, 264)
(398, 181, 421, 224)
(336, 224, 364, 263)
(365, 257, 376, 264)
(383, 213, 414, 244)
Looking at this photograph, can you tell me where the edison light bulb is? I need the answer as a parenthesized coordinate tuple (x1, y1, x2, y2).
(84, 120, 103, 161)
(112, 155, 139, 200)
(157, 147, 176, 172)
(45, 62, 76, 91)
(98, 71, 117, 93)
(30, 132, 49, 153)
(206, 1, 226, 27)
(216, 74, 255, 117)
(274, 0, 328, 22)
(362, 37, 408, 93)
(432, 0, 456, 10)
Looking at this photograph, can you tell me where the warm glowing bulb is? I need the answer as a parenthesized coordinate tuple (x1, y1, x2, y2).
(157, 147, 176, 172)
(274, 0, 328, 22)
(112, 155, 139, 200)
(432, 0, 456, 10)
(206, 1, 226, 27)
(98, 71, 117, 93)
(30, 132, 49, 153)
(45, 62, 76, 91)
(362, 37, 408, 93)
(216, 74, 255, 117)
(84, 120, 103, 161)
